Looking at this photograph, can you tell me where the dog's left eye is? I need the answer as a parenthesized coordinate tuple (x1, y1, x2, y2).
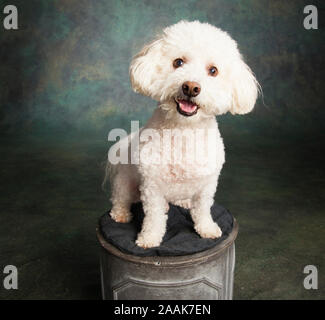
(208, 66, 218, 77)
(173, 58, 184, 68)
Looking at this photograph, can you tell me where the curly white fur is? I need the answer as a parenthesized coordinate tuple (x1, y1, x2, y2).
(107, 20, 258, 248)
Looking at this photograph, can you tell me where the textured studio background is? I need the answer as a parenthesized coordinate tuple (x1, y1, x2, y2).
(1, 0, 325, 135)
(0, 0, 324, 299)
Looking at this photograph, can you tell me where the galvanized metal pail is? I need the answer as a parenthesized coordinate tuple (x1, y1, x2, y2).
(97, 219, 238, 300)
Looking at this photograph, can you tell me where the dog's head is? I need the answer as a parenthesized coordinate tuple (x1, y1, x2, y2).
(130, 20, 259, 122)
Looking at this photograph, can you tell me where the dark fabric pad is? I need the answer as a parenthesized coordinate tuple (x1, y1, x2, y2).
(99, 202, 234, 257)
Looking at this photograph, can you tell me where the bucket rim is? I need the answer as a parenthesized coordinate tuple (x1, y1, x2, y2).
(96, 219, 238, 267)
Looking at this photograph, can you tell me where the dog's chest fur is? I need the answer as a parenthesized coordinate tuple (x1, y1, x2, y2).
(138, 125, 225, 184)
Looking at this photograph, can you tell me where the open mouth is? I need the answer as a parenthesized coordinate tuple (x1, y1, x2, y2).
(175, 99, 199, 117)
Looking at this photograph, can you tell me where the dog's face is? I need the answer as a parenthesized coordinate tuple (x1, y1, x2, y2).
(130, 21, 258, 123)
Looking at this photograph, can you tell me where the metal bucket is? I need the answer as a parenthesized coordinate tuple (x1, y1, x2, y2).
(97, 220, 238, 300)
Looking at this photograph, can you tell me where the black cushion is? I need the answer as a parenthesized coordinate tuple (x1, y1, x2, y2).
(99, 202, 234, 257)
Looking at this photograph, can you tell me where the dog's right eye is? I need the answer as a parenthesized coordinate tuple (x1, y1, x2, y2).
(173, 58, 184, 68)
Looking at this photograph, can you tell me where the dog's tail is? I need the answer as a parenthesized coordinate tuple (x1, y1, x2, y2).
(101, 159, 111, 192)
(102, 129, 140, 192)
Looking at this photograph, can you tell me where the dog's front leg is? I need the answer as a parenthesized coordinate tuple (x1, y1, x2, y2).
(190, 182, 222, 239)
(136, 182, 169, 248)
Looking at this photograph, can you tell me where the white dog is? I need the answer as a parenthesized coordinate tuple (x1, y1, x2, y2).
(106, 20, 258, 248)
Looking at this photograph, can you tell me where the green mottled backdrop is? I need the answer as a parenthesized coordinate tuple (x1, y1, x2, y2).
(1, 0, 324, 136)
(0, 0, 324, 300)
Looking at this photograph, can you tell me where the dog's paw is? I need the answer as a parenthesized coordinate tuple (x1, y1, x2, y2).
(136, 233, 162, 249)
(110, 208, 132, 223)
(195, 222, 222, 239)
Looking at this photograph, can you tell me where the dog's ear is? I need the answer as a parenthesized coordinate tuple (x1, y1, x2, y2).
(129, 39, 163, 98)
(230, 58, 258, 115)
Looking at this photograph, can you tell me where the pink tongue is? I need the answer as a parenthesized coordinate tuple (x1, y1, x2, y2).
(179, 100, 197, 112)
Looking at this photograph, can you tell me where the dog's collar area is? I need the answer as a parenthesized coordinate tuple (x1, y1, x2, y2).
(175, 99, 199, 117)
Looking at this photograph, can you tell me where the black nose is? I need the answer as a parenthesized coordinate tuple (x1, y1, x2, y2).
(182, 81, 201, 97)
